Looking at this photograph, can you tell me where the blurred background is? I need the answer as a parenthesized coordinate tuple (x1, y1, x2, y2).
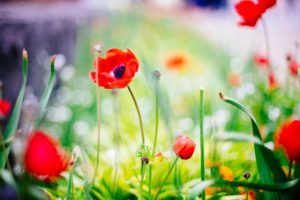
(0, 0, 300, 198)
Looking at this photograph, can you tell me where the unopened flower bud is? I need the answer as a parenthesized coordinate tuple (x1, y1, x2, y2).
(141, 156, 149, 164)
(243, 171, 251, 180)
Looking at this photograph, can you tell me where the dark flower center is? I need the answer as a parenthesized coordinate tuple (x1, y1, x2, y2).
(113, 65, 126, 79)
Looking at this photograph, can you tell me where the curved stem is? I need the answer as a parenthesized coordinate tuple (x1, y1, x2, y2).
(199, 88, 206, 200)
(153, 157, 179, 200)
(127, 86, 145, 200)
(127, 86, 145, 145)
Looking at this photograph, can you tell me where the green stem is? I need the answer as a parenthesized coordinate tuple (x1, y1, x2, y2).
(148, 166, 152, 198)
(199, 88, 206, 200)
(149, 82, 160, 198)
(127, 86, 145, 145)
(92, 53, 101, 185)
(246, 179, 249, 200)
(152, 87, 159, 155)
(154, 157, 179, 200)
(140, 162, 145, 200)
(112, 92, 120, 198)
(127, 86, 145, 200)
(288, 160, 293, 179)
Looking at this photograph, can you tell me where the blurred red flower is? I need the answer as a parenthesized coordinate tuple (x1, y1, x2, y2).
(24, 130, 69, 181)
(0, 98, 11, 118)
(258, 0, 277, 11)
(228, 72, 241, 87)
(268, 72, 277, 90)
(235, 1, 264, 27)
(172, 136, 196, 160)
(165, 52, 190, 71)
(90, 48, 139, 89)
(276, 120, 300, 161)
(253, 53, 269, 68)
(287, 56, 299, 77)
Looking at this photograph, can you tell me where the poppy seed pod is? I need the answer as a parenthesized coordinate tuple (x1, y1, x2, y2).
(172, 136, 196, 160)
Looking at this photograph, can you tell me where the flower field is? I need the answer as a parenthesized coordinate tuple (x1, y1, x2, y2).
(1, 0, 300, 199)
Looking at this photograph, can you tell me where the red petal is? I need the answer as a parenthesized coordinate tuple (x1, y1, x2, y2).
(0, 99, 11, 117)
(235, 1, 264, 27)
(24, 130, 69, 181)
(258, 0, 276, 10)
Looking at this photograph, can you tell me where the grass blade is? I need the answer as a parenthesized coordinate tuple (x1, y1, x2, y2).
(199, 88, 206, 200)
(0, 49, 28, 169)
(35, 55, 56, 127)
(187, 180, 215, 200)
(217, 178, 300, 192)
(219, 92, 287, 199)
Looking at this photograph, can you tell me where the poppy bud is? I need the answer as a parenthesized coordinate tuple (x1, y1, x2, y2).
(243, 171, 251, 180)
(141, 156, 149, 164)
(172, 136, 196, 160)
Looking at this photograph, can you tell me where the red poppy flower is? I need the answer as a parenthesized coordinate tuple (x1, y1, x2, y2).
(172, 136, 196, 160)
(24, 130, 69, 181)
(90, 48, 139, 89)
(276, 120, 300, 161)
(258, 0, 277, 11)
(253, 53, 269, 68)
(235, 1, 264, 27)
(0, 98, 11, 118)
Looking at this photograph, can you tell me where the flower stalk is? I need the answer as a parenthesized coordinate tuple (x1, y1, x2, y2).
(92, 48, 102, 185)
(153, 157, 179, 200)
(199, 88, 206, 200)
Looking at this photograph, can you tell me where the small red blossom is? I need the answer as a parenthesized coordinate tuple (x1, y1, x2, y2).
(258, 0, 277, 11)
(172, 136, 196, 160)
(253, 53, 269, 68)
(276, 120, 300, 161)
(235, 1, 264, 27)
(90, 48, 139, 89)
(287, 56, 299, 77)
(268, 72, 277, 90)
(0, 98, 11, 118)
(24, 130, 69, 181)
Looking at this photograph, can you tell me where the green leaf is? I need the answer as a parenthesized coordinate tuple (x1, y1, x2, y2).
(66, 170, 74, 200)
(35, 55, 56, 127)
(215, 133, 264, 146)
(187, 179, 215, 200)
(216, 178, 300, 192)
(0, 50, 29, 169)
(186, 178, 299, 199)
(0, 137, 14, 152)
(219, 93, 287, 199)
